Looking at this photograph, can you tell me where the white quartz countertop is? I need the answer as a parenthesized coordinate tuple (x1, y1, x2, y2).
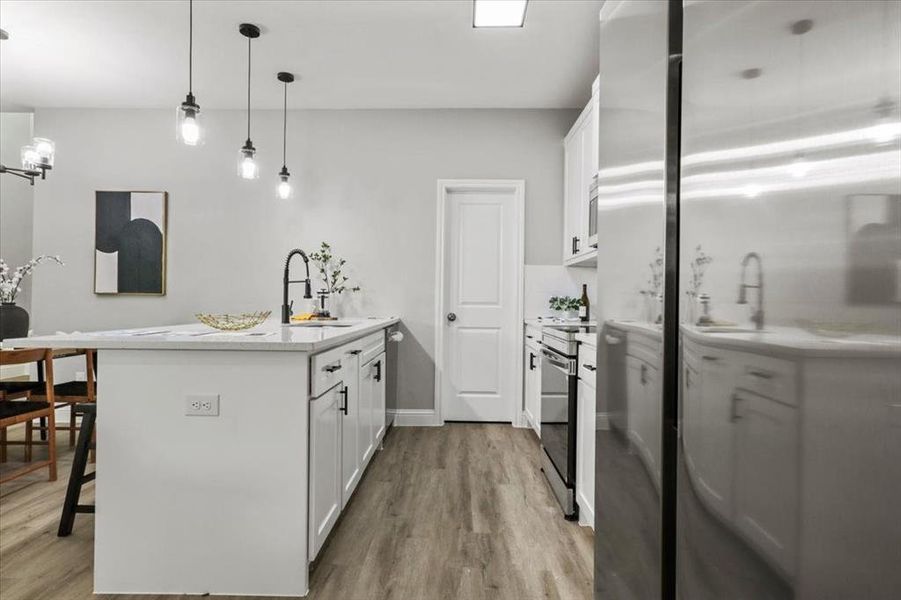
(4, 317, 400, 353)
(603, 320, 900, 358)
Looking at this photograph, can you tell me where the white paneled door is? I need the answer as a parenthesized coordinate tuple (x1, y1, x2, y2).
(438, 180, 524, 423)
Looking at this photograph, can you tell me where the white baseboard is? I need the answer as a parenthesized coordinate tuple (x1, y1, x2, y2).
(388, 409, 441, 427)
(512, 410, 530, 429)
(596, 412, 610, 431)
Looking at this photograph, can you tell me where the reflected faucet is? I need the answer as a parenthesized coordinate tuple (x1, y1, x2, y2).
(282, 249, 313, 324)
(737, 252, 764, 330)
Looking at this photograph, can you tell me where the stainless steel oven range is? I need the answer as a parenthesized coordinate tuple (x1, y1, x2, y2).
(538, 323, 594, 519)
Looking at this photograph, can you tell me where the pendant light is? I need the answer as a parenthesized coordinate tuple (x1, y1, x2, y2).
(276, 72, 295, 199)
(176, 0, 203, 145)
(238, 23, 261, 179)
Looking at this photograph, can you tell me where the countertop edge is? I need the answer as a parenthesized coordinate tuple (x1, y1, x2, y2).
(3, 318, 401, 354)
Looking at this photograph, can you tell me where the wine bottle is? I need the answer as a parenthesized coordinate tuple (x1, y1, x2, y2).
(579, 284, 590, 322)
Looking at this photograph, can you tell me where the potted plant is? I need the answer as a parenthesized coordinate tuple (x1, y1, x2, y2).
(639, 246, 664, 323)
(0, 255, 64, 341)
(308, 242, 360, 318)
(549, 295, 582, 320)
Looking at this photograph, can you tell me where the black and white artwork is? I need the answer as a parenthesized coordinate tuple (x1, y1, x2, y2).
(94, 191, 167, 295)
(845, 193, 901, 305)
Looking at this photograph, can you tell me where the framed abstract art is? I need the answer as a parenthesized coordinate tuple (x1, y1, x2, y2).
(94, 190, 167, 295)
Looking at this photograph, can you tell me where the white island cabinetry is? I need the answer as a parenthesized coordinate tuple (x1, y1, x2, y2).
(7, 317, 398, 598)
(310, 331, 388, 559)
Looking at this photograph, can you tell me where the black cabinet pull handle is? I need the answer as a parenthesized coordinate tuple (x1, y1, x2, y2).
(340, 386, 348, 415)
(347, 349, 362, 356)
(374, 361, 382, 382)
(582, 363, 597, 371)
(324, 362, 342, 373)
(701, 355, 720, 362)
(529, 353, 536, 371)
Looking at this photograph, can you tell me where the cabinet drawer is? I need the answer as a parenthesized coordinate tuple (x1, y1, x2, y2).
(737, 355, 797, 407)
(311, 346, 347, 398)
(359, 332, 385, 364)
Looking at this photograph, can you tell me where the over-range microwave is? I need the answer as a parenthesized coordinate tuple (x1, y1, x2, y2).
(588, 173, 599, 248)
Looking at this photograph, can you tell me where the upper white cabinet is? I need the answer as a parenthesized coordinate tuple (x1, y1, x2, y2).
(563, 77, 600, 268)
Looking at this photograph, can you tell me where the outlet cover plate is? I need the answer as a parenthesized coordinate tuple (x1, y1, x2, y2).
(185, 394, 220, 417)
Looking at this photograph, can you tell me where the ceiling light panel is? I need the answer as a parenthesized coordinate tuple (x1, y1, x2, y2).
(473, 0, 528, 28)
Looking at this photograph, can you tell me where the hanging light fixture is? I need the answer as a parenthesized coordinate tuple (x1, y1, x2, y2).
(0, 29, 56, 185)
(176, 0, 203, 145)
(276, 71, 295, 199)
(238, 23, 261, 179)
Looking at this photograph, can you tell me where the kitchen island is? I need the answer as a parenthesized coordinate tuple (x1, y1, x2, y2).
(7, 317, 399, 597)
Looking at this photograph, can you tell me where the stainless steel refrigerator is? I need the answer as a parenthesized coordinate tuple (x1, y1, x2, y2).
(593, 1, 901, 599)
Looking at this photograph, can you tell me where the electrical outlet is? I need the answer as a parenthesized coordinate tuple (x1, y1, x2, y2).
(185, 394, 219, 417)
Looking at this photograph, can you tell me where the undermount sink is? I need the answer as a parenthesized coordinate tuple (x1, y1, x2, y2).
(287, 321, 354, 328)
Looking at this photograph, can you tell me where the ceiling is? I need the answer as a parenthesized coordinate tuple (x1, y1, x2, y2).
(0, 0, 602, 111)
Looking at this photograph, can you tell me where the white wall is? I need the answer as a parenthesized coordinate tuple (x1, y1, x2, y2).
(29, 107, 577, 411)
(0, 112, 35, 311)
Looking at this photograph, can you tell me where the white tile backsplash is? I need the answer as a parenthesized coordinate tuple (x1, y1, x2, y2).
(524, 265, 597, 319)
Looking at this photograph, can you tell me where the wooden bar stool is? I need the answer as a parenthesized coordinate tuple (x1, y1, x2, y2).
(58, 403, 95, 536)
(31, 350, 96, 447)
(0, 348, 57, 483)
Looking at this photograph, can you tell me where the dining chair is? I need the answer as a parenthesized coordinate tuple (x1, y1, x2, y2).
(0, 348, 57, 483)
(31, 349, 96, 447)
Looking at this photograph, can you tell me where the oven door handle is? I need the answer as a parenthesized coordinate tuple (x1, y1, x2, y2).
(540, 348, 571, 372)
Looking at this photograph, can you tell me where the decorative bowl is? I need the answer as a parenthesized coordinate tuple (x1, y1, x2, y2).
(195, 311, 271, 331)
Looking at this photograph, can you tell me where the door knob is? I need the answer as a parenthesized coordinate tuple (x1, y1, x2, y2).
(447, 312, 457, 322)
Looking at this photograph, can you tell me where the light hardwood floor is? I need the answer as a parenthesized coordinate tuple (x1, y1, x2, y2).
(1, 423, 593, 600)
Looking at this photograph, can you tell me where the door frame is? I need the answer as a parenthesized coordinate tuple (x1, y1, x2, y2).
(434, 179, 525, 426)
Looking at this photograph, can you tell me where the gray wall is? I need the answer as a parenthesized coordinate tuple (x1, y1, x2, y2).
(0, 112, 35, 311)
(30, 108, 577, 410)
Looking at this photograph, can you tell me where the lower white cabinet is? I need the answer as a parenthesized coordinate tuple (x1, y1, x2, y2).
(626, 355, 661, 489)
(524, 343, 541, 436)
(576, 377, 595, 529)
(694, 349, 737, 522)
(733, 388, 798, 576)
(370, 352, 387, 444)
(309, 383, 342, 560)
(340, 351, 362, 509)
(310, 335, 388, 560)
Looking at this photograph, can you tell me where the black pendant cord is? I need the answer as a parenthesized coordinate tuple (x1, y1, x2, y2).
(282, 82, 288, 169)
(246, 35, 252, 141)
(188, 0, 193, 94)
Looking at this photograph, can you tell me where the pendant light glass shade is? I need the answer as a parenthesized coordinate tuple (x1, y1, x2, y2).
(177, 94, 203, 146)
(177, 0, 203, 146)
(277, 167, 292, 199)
(238, 141, 259, 179)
